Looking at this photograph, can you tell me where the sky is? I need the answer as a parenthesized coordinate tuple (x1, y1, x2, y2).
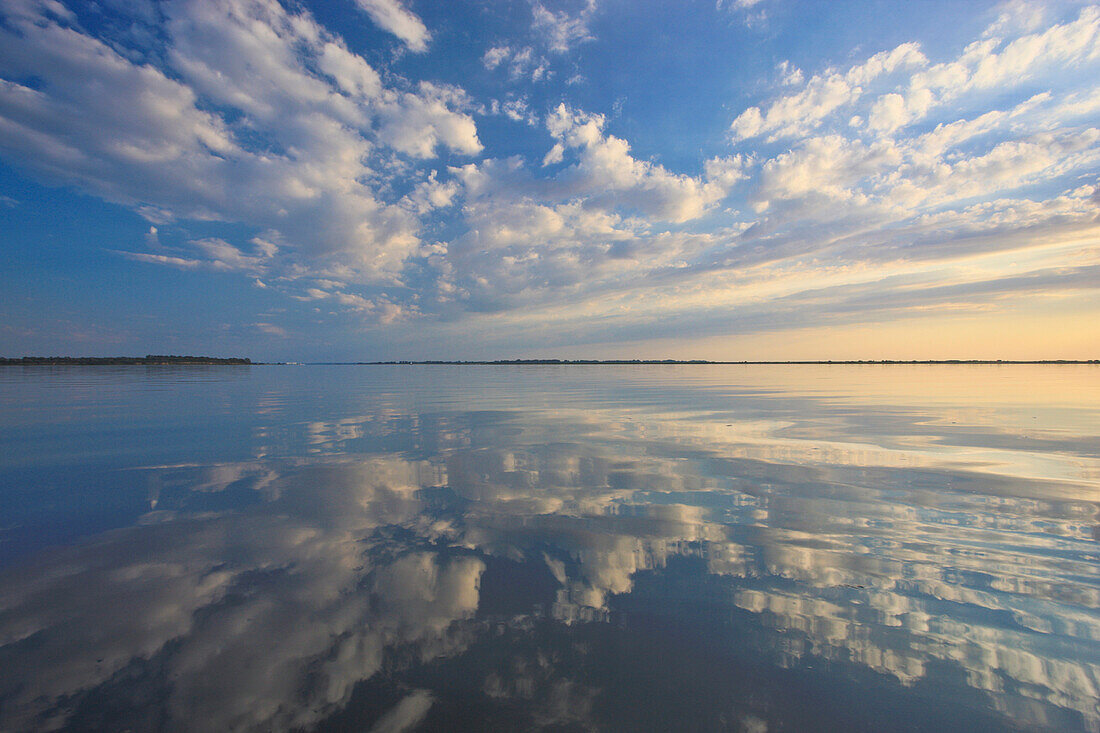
(0, 0, 1098, 361)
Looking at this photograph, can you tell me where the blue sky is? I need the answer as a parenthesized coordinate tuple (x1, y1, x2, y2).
(1, 0, 1098, 360)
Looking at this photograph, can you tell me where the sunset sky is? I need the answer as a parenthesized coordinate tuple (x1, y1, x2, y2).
(1, 0, 1098, 361)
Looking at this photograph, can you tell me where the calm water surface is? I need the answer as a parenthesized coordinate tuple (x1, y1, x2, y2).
(0, 365, 1098, 731)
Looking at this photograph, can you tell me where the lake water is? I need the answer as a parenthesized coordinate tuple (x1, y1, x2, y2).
(0, 365, 1098, 732)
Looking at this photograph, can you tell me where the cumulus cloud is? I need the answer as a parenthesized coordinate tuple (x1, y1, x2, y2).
(756, 135, 902, 204)
(377, 82, 482, 158)
(861, 6, 1100, 137)
(353, 0, 431, 52)
(403, 169, 461, 214)
(435, 13, 1098, 329)
(0, 0, 479, 293)
(542, 142, 565, 167)
(544, 104, 737, 223)
(701, 6, 1100, 340)
(730, 43, 927, 141)
(409, 104, 751, 312)
(1, 0, 1098, 345)
(735, 8, 1100, 144)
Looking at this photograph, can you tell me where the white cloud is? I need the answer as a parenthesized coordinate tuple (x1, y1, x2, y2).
(192, 237, 274, 272)
(403, 170, 460, 214)
(704, 155, 750, 189)
(479, 2, 598, 90)
(435, 173, 677, 309)
(353, 0, 431, 53)
(481, 45, 549, 82)
(303, 285, 414, 323)
(731, 43, 927, 141)
(119, 234, 279, 275)
(747, 9, 1098, 144)
(418, 103, 753, 313)
(0, 0, 480, 292)
(489, 96, 538, 125)
(750, 118, 1100, 228)
(867, 92, 909, 133)
(545, 104, 737, 223)
(542, 142, 565, 167)
(729, 106, 764, 140)
(710, 3, 1100, 334)
(118, 251, 209, 269)
(480, 1, 595, 87)
(1, 0, 1098, 345)
(757, 135, 902, 204)
(983, 0, 1048, 39)
(319, 42, 383, 98)
(776, 60, 803, 86)
(716, 0, 774, 27)
(482, 45, 510, 70)
(532, 0, 597, 53)
(904, 128, 1100, 207)
(865, 6, 1100, 136)
(377, 82, 482, 158)
(253, 321, 287, 336)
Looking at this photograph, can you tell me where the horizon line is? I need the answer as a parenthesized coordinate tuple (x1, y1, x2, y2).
(4, 357, 1099, 366)
(284, 358, 1100, 365)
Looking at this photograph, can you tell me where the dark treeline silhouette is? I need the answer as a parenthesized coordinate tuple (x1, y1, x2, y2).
(1, 355, 251, 365)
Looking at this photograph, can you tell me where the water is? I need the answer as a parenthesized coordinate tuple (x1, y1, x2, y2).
(0, 365, 1098, 732)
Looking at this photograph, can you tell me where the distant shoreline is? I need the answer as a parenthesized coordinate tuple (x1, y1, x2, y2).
(0, 355, 251, 365)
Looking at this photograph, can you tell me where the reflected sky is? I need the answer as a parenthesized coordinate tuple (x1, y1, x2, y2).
(0, 365, 1098, 732)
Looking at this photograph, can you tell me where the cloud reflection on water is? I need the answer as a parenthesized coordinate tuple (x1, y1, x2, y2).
(0, 367, 1097, 731)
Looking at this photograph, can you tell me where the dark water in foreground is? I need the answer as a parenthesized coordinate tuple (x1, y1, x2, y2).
(0, 365, 1098, 732)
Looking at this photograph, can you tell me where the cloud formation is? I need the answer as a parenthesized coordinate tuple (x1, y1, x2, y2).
(0, 0, 1097, 353)
(0, 0, 477, 288)
(354, 0, 431, 52)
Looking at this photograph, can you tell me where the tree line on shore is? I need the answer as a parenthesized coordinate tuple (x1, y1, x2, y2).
(0, 355, 251, 365)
